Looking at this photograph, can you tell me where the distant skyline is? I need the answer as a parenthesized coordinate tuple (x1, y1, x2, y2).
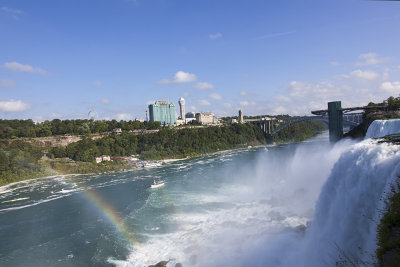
(1, 0, 400, 121)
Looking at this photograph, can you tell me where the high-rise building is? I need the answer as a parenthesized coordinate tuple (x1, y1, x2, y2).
(179, 97, 185, 120)
(148, 101, 176, 126)
(238, 109, 244, 123)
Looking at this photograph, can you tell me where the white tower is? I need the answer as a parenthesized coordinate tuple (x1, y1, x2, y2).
(179, 97, 185, 120)
(239, 109, 244, 123)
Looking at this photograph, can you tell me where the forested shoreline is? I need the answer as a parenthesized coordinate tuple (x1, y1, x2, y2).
(0, 119, 327, 186)
(0, 119, 160, 139)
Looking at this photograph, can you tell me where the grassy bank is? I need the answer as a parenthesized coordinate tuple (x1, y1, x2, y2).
(377, 178, 400, 266)
(0, 158, 134, 187)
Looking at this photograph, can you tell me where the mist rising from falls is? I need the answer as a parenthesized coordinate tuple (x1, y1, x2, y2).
(118, 126, 400, 267)
(280, 139, 400, 266)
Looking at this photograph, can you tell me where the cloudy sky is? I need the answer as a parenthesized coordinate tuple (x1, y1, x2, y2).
(1, 0, 400, 121)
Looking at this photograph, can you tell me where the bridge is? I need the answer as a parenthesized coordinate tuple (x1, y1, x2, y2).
(244, 101, 387, 142)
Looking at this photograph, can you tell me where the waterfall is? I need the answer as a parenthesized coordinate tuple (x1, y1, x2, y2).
(281, 119, 400, 266)
(237, 121, 400, 267)
(365, 118, 400, 139)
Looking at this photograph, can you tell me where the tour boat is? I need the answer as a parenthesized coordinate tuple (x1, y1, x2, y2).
(151, 179, 165, 189)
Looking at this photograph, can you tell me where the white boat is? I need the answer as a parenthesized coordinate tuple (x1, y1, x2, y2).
(151, 179, 165, 189)
(142, 161, 161, 168)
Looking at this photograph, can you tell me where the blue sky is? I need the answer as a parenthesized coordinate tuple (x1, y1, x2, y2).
(1, 0, 400, 121)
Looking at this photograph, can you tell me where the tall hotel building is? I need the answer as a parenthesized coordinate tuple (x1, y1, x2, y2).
(179, 97, 185, 120)
(148, 101, 176, 126)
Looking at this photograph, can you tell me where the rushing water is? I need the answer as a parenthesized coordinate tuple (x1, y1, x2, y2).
(0, 130, 399, 267)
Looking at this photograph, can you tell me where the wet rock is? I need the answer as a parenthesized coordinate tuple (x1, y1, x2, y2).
(175, 263, 183, 267)
(148, 260, 169, 267)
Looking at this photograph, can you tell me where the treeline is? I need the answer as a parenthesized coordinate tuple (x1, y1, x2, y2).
(0, 119, 161, 139)
(367, 96, 400, 111)
(272, 120, 327, 143)
(0, 119, 327, 185)
(0, 140, 47, 185)
(365, 96, 400, 118)
(48, 124, 267, 161)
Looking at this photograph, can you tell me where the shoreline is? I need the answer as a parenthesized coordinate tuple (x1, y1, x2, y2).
(1, 135, 326, 190)
(0, 144, 268, 190)
(1, 131, 329, 190)
(1, 133, 328, 190)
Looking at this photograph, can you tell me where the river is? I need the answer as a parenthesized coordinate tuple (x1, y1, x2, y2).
(0, 130, 399, 266)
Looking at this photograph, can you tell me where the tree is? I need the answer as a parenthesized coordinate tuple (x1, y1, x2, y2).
(0, 151, 9, 171)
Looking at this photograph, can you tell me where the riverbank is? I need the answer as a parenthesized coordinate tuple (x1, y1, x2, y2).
(0, 142, 264, 188)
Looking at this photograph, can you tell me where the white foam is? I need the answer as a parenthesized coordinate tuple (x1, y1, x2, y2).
(58, 188, 78, 194)
(0, 195, 66, 213)
(1, 197, 30, 204)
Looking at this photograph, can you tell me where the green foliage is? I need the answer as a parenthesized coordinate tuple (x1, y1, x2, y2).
(0, 117, 326, 185)
(366, 96, 400, 115)
(387, 96, 400, 111)
(377, 180, 400, 266)
(0, 119, 161, 139)
(0, 140, 49, 186)
(49, 159, 128, 175)
(272, 120, 327, 143)
(53, 124, 266, 162)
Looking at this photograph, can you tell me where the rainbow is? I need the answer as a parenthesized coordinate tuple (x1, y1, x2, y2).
(63, 175, 137, 247)
(83, 188, 137, 246)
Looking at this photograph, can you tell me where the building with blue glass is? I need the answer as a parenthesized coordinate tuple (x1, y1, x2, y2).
(148, 101, 176, 126)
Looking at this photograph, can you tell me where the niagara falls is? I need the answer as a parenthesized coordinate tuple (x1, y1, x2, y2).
(2, 0, 400, 266)
(1, 119, 399, 266)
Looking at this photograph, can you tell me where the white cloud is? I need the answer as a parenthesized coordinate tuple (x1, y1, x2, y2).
(0, 99, 30, 112)
(0, 79, 15, 88)
(50, 112, 62, 119)
(355, 53, 388, 66)
(330, 61, 340, 66)
(198, 99, 211, 106)
(209, 33, 222, 40)
(159, 71, 197, 84)
(208, 93, 222, 100)
(380, 81, 400, 94)
(4, 62, 48, 74)
(1, 6, 24, 15)
(222, 103, 232, 109)
(270, 68, 395, 116)
(274, 95, 291, 103)
(100, 98, 109, 104)
(273, 106, 289, 114)
(115, 113, 133, 121)
(192, 82, 214, 90)
(240, 101, 256, 107)
(92, 80, 102, 87)
(350, 69, 379, 81)
(240, 91, 248, 96)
